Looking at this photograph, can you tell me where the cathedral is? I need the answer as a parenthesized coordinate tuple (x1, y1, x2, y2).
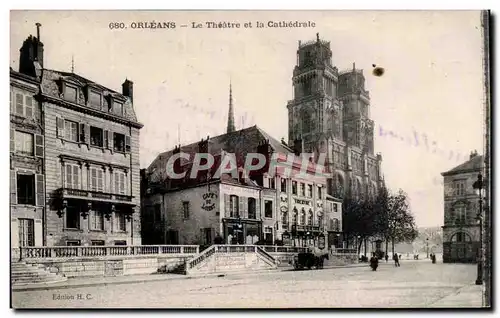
(287, 34, 384, 201)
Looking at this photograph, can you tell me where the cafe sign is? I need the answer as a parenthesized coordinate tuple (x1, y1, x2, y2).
(201, 192, 217, 211)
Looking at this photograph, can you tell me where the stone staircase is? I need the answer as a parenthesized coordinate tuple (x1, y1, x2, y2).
(11, 261, 67, 286)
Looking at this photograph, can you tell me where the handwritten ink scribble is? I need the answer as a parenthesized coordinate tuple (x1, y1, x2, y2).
(372, 64, 385, 77)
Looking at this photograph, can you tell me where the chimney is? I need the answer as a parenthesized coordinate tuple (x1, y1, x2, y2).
(122, 79, 134, 103)
(470, 150, 478, 160)
(19, 23, 44, 77)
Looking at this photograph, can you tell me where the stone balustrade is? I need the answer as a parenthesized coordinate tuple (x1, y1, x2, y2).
(15, 245, 200, 261)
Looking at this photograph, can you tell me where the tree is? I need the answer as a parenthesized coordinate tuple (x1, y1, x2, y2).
(385, 189, 419, 254)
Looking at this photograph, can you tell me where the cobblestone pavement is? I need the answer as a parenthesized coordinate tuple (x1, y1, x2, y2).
(12, 261, 481, 308)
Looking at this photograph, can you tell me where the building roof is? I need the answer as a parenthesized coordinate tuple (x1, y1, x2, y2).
(147, 125, 293, 183)
(441, 154, 484, 176)
(40, 68, 141, 126)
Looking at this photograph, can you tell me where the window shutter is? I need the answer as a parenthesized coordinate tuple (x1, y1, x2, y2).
(256, 198, 260, 218)
(238, 197, 243, 218)
(85, 125, 90, 144)
(34, 101, 41, 121)
(104, 130, 109, 149)
(10, 170, 17, 205)
(36, 174, 44, 206)
(35, 134, 44, 157)
(73, 165, 79, 189)
(114, 172, 119, 194)
(224, 194, 230, 217)
(25, 96, 33, 117)
(10, 129, 15, 152)
(79, 123, 86, 143)
(125, 135, 131, 153)
(241, 196, 248, 218)
(56, 117, 64, 138)
(10, 89, 13, 113)
(98, 170, 103, 191)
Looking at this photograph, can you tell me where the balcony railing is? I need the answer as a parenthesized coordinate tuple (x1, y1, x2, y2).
(59, 188, 133, 203)
(16, 245, 199, 260)
(294, 225, 321, 232)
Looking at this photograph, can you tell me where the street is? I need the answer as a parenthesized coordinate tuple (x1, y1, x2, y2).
(12, 261, 479, 308)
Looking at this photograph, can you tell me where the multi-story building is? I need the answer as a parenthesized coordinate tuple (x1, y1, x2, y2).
(143, 85, 343, 247)
(11, 24, 144, 247)
(441, 151, 483, 263)
(286, 34, 384, 200)
(10, 28, 44, 248)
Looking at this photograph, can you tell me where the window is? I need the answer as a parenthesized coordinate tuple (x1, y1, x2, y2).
(66, 240, 81, 246)
(114, 171, 127, 195)
(270, 178, 275, 189)
(300, 209, 306, 225)
(89, 91, 102, 108)
(307, 184, 313, 198)
(154, 204, 162, 222)
(13, 91, 34, 118)
(64, 85, 78, 102)
(17, 174, 35, 205)
(66, 204, 80, 229)
(292, 181, 297, 195)
(64, 120, 79, 142)
(264, 200, 273, 218)
(230, 195, 239, 218)
(14, 131, 33, 155)
(90, 210, 104, 231)
(65, 164, 80, 189)
(318, 186, 322, 199)
(91, 240, 105, 246)
(308, 210, 313, 225)
(90, 126, 104, 147)
(113, 133, 125, 152)
(113, 102, 123, 116)
(333, 218, 340, 231)
(115, 213, 126, 232)
(114, 240, 127, 245)
(318, 215, 323, 229)
(454, 205, 467, 225)
(292, 208, 298, 224)
(281, 178, 287, 193)
(248, 198, 256, 219)
(300, 183, 305, 197)
(333, 203, 338, 213)
(453, 181, 466, 196)
(281, 211, 288, 225)
(18, 219, 34, 247)
(90, 167, 104, 192)
(182, 201, 190, 219)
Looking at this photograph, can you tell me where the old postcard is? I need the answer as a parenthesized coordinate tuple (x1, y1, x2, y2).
(9, 10, 491, 309)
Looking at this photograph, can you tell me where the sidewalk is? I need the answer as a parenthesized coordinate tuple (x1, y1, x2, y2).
(13, 263, 365, 292)
(429, 284, 483, 308)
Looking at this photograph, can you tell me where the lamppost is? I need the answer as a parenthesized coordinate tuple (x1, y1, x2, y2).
(357, 235, 361, 255)
(472, 173, 484, 286)
(426, 238, 429, 259)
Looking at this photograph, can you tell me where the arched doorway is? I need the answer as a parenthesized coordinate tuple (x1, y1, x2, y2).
(450, 231, 473, 262)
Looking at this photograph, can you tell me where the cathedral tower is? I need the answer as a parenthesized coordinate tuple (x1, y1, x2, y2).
(227, 82, 235, 133)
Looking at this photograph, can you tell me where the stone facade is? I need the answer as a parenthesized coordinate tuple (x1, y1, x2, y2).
(10, 68, 44, 248)
(286, 35, 383, 200)
(441, 152, 483, 263)
(11, 24, 143, 247)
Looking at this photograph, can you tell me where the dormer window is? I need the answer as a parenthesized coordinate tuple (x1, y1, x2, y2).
(89, 90, 102, 109)
(64, 85, 78, 103)
(113, 101, 123, 116)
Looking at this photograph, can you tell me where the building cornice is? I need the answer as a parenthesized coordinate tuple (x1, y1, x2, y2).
(41, 93, 144, 129)
(59, 154, 131, 171)
(10, 69, 39, 85)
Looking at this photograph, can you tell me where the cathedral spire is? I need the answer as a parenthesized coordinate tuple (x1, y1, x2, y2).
(227, 81, 235, 133)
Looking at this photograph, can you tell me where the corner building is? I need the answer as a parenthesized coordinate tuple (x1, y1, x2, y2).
(287, 34, 384, 201)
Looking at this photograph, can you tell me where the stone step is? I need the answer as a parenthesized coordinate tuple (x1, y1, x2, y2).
(11, 264, 45, 270)
(11, 271, 58, 278)
(12, 276, 67, 285)
(11, 268, 48, 274)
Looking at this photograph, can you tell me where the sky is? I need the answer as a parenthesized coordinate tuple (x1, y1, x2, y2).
(10, 10, 485, 228)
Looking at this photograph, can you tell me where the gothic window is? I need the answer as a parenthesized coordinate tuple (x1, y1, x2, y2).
(318, 215, 323, 229)
(281, 211, 288, 225)
(336, 174, 345, 198)
(292, 208, 298, 224)
(450, 232, 472, 243)
(308, 210, 313, 226)
(356, 179, 362, 197)
(302, 110, 312, 133)
(303, 78, 312, 96)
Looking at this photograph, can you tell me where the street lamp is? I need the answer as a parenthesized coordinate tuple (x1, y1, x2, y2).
(472, 173, 484, 286)
(426, 238, 429, 259)
(357, 235, 361, 255)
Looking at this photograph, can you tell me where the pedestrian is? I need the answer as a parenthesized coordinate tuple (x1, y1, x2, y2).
(385, 254, 389, 262)
(370, 253, 379, 271)
(393, 253, 400, 267)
